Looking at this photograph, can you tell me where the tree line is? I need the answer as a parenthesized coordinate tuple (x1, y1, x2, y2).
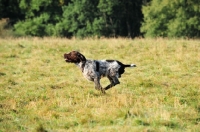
(0, 0, 199, 38)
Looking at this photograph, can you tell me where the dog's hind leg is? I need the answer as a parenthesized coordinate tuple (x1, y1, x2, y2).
(104, 76, 120, 90)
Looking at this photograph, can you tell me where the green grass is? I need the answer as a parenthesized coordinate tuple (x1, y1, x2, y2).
(0, 37, 199, 131)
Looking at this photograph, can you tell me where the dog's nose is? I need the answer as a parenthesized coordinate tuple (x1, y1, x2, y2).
(64, 54, 67, 59)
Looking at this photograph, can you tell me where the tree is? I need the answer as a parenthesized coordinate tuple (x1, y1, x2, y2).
(141, 0, 200, 38)
(13, 0, 144, 37)
(0, 0, 24, 24)
(117, 0, 143, 37)
(56, 0, 99, 37)
(14, 0, 70, 36)
(57, 0, 143, 38)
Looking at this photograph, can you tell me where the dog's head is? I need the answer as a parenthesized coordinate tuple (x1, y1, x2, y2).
(64, 51, 86, 63)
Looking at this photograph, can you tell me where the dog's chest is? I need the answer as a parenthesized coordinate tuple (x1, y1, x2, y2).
(81, 60, 97, 81)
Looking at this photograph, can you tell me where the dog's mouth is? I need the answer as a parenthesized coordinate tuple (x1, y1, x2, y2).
(64, 54, 71, 62)
(65, 59, 73, 63)
(64, 57, 72, 62)
(65, 58, 70, 62)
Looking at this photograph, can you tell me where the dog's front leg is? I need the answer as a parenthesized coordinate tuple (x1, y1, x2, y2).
(94, 78, 105, 94)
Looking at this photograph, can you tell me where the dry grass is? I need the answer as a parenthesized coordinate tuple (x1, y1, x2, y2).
(0, 37, 200, 131)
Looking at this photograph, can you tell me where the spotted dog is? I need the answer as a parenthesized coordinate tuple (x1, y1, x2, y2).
(64, 51, 136, 93)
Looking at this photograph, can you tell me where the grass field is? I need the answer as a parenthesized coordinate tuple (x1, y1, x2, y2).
(0, 37, 199, 132)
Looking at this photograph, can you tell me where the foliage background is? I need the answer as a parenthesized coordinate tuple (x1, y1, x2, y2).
(0, 0, 199, 38)
(141, 0, 200, 38)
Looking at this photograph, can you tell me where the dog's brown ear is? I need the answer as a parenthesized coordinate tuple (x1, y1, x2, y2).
(77, 53, 86, 62)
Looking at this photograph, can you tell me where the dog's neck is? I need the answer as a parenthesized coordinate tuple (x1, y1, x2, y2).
(76, 61, 86, 72)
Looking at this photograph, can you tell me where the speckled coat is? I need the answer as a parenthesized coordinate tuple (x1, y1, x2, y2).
(64, 51, 136, 93)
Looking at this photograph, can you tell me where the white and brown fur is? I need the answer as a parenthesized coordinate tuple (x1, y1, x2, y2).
(64, 51, 136, 93)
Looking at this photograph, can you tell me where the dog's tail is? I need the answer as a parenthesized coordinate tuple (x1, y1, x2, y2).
(117, 61, 136, 68)
(124, 64, 136, 68)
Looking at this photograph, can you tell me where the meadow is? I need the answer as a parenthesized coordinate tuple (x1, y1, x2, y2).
(0, 37, 199, 132)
